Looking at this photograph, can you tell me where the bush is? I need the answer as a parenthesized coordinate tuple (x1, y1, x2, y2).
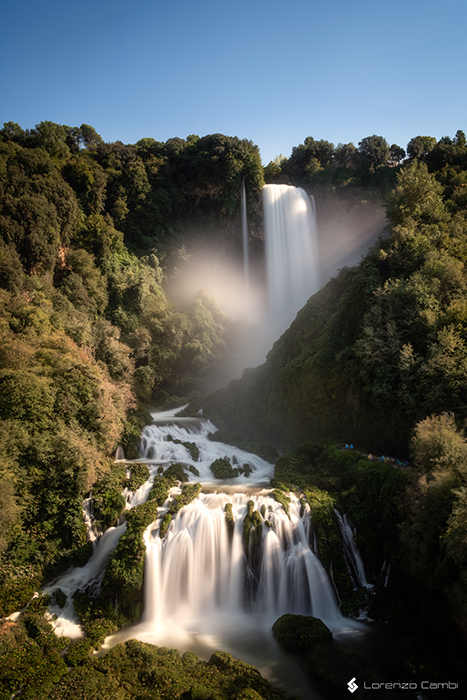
(210, 457, 239, 479)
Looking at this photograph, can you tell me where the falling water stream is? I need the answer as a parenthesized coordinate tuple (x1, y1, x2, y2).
(262, 184, 319, 339)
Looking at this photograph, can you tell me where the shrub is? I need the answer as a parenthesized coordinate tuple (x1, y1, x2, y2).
(210, 457, 239, 479)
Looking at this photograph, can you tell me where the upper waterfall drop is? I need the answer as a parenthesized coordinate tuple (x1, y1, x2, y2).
(262, 184, 319, 336)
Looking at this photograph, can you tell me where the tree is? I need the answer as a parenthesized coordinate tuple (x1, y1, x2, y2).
(284, 138, 335, 180)
(411, 413, 467, 477)
(1, 121, 26, 142)
(263, 154, 286, 182)
(31, 121, 71, 159)
(333, 142, 357, 168)
(303, 137, 335, 168)
(57, 248, 109, 317)
(385, 161, 446, 228)
(406, 135, 437, 161)
(389, 144, 405, 164)
(454, 130, 466, 149)
(358, 135, 390, 167)
(80, 123, 104, 149)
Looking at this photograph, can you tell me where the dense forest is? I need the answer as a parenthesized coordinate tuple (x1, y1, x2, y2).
(0, 122, 267, 604)
(1, 121, 467, 698)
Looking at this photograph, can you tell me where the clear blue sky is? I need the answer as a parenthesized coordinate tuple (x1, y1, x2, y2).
(1, 0, 466, 165)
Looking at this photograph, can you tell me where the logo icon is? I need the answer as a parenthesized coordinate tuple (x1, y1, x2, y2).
(348, 677, 358, 693)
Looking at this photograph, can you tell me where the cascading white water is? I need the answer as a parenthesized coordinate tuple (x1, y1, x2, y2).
(44, 523, 127, 637)
(139, 415, 273, 485)
(41, 407, 368, 699)
(241, 179, 250, 301)
(335, 510, 371, 589)
(262, 184, 319, 337)
(98, 410, 364, 698)
(140, 492, 343, 636)
(43, 464, 162, 637)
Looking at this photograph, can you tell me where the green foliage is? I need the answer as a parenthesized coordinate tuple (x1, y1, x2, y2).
(398, 413, 467, 618)
(99, 477, 200, 621)
(207, 429, 279, 462)
(163, 462, 189, 482)
(43, 639, 288, 700)
(92, 464, 128, 530)
(210, 457, 239, 479)
(126, 462, 150, 491)
(0, 598, 68, 699)
(406, 135, 437, 161)
(0, 121, 251, 607)
(358, 134, 390, 167)
(385, 161, 446, 227)
(274, 442, 325, 489)
(272, 489, 290, 516)
(243, 500, 262, 550)
(411, 412, 467, 477)
(273, 442, 408, 578)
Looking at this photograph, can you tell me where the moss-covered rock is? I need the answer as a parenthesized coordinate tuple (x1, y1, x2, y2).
(64, 638, 93, 667)
(47, 639, 289, 699)
(0, 599, 69, 698)
(184, 441, 200, 461)
(159, 482, 202, 539)
(210, 457, 239, 479)
(243, 501, 263, 577)
(272, 613, 332, 652)
(126, 462, 150, 491)
(164, 462, 189, 482)
(159, 512, 172, 538)
(225, 502, 235, 539)
(167, 436, 200, 461)
(272, 488, 290, 516)
(52, 587, 67, 609)
(303, 488, 358, 614)
(97, 475, 176, 624)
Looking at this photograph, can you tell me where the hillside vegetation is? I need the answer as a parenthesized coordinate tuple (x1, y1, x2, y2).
(0, 122, 264, 611)
(211, 132, 467, 454)
(2, 121, 467, 696)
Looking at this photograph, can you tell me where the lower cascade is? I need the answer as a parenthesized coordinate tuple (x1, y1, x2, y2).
(142, 492, 344, 633)
(47, 408, 364, 697)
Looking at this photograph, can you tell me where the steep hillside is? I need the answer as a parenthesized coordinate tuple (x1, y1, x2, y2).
(207, 148, 467, 456)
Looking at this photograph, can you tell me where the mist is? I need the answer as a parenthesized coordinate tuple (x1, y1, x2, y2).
(164, 191, 388, 384)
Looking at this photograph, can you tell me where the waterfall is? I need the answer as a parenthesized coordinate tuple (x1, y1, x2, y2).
(141, 492, 344, 636)
(241, 179, 250, 301)
(44, 523, 127, 638)
(105, 409, 361, 656)
(335, 510, 371, 589)
(47, 407, 365, 699)
(262, 184, 319, 337)
(115, 445, 125, 460)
